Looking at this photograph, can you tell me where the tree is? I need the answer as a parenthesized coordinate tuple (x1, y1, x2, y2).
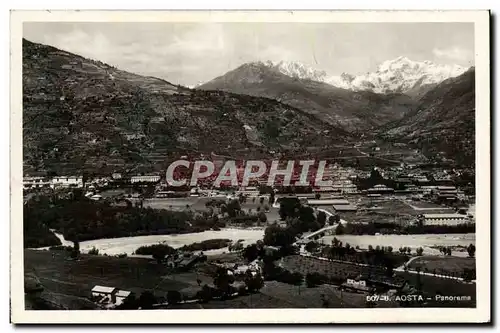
(88, 246, 99, 255)
(138, 291, 157, 309)
(197, 284, 212, 303)
(416, 247, 424, 256)
(467, 244, 476, 258)
(335, 223, 345, 235)
(278, 197, 300, 220)
(71, 240, 80, 259)
(263, 224, 296, 247)
(117, 294, 138, 309)
(305, 241, 319, 253)
(213, 267, 234, 298)
(150, 246, 171, 264)
(385, 258, 394, 277)
(305, 272, 324, 288)
(227, 199, 241, 218)
(269, 192, 275, 205)
(166, 290, 182, 305)
(317, 211, 327, 228)
(245, 271, 264, 292)
(242, 244, 260, 262)
(257, 212, 267, 223)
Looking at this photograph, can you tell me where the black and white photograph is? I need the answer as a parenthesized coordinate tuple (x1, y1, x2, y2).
(10, 10, 490, 324)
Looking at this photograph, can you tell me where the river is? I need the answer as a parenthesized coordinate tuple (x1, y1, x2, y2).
(50, 228, 266, 256)
(320, 233, 475, 257)
(48, 228, 475, 258)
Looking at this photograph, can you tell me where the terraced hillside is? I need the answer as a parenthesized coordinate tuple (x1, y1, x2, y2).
(22, 39, 350, 175)
(381, 67, 476, 166)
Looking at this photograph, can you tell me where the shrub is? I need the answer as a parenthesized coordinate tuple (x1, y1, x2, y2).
(88, 246, 99, 255)
(166, 290, 182, 305)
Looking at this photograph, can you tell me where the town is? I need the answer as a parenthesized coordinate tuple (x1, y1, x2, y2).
(23, 153, 476, 310)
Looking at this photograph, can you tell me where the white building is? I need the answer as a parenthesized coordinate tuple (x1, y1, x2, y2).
(23, 176, 51, 189)
(420, 213, 471, 226)
(91, 285, 132, 308)
(51, 176, 84, 188)
(130, 175, 161, 184)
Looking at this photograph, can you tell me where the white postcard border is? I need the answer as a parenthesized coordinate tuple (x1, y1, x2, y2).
(10, 10, 491, 324)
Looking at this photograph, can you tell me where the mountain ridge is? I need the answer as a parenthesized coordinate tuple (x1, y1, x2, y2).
(22, 39, 349, 176)
(227, 57, 470, 96)
(381, 67, 475, 166)
(198, 61, 416, 132)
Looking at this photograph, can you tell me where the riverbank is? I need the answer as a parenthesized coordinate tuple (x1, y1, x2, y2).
(43, 228, 266, 256)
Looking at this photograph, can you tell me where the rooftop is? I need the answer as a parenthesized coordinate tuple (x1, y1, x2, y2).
(423, 213, 469, 219)
(91, 285, 116, 294)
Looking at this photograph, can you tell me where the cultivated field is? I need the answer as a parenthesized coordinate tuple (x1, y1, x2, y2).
(407, 256, 476, 273)
(25, 250, 195, 302)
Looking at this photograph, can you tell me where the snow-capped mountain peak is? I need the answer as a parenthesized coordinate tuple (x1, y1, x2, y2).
(326, 57, 469, 94)
(261, 60, 328, 82)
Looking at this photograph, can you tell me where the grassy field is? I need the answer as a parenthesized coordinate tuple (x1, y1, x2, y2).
(172, 281, 368, 309)
(280, 255, 387, 282)
(407, 256, 476, 273)
(25, 250, 194, 302)
(142, 196, 281, 222)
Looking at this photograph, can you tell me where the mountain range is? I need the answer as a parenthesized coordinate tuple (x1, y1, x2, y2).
(199, 61, 416, 132)
(241, 58, 468, 96)
(22, 39, 349, 176)
(22, 39, 476, 175)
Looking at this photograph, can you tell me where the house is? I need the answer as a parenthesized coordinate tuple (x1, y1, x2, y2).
(23, 176, 51, 190)
(341, 276, 372, 293)
(91, 285, 133, 308)
(51, 176, 84, 188)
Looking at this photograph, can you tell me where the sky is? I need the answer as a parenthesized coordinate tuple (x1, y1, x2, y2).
(23, 22, 475, 87)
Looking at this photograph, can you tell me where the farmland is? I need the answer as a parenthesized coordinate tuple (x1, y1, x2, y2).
(280, 255, 393, 283)
(25, 249, 193, 301)
(407, 256, 476, 273)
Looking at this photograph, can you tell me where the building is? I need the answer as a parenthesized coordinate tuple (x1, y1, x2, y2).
(341, 277, 372, 293)
(23, 176, 51, 190)
(91, 285, 133, 308)
(419, 213, 471, 226)
(51, 176, 84, 188)
(130, 175, 161, 184)
(332, 204, 358, 212)
(307, 199, 350, 206)
(367, 184, 394, 194)
(111, 172, 122, 180)
(238, 187, 260, 196)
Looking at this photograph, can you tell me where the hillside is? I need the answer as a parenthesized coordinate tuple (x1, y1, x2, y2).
(22, 39, 349, 176)
(198, 62, 416, 132)
(381, 67, 475, 166)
